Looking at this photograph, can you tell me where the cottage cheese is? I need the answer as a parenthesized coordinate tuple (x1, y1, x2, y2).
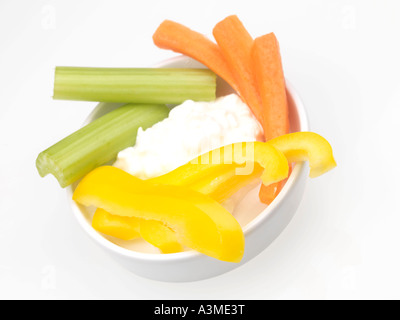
(114, 94, 264, 179)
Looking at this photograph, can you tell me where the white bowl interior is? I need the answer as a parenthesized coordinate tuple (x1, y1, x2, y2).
(68, 56, 309, 263)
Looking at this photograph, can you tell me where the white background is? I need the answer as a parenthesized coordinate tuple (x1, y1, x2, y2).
(0, 0, 399, 300)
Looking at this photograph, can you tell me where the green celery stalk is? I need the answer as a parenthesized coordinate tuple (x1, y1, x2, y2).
(36, 104, 170, 188)
(53, 67, 216, 104)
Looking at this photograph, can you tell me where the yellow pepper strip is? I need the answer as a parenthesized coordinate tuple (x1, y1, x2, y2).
(140, 220, 184, 254)
(92, 208, 140, 241)
(268, 132, 337, 178)
(73, 166, 245, 263)
(92, 207, 182, 253)
(188, 163, 264, 203)
(150, 141, 289, 197)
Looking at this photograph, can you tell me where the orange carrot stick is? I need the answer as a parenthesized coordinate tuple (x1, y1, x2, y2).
(251, 33, 289, 140)
(153, 20, 238, 92)
(259, 166, 292, 204)
(252, 33, 290, 204)
(212, 15, 264, 123)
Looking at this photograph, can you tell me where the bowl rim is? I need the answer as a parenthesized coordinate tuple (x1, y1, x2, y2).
(68, 55, 310, 263)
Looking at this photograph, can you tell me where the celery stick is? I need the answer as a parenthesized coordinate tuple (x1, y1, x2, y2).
(53, 67, 216, 104)
(36, 104, 170, 188)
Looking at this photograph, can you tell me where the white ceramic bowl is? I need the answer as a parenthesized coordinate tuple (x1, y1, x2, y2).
(68, 56, 309, 282)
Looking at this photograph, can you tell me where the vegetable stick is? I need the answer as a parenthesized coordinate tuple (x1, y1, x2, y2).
(54, 67, 216, 105)
(212, 15, 264, 123)
(140, 219, 184, 254)
(36, 104, 170, 188)
(251, 33, 289, 140)
(259, 169, 291, 204)
(268, 132, 336, 179)
(251, 33, 290, 204)
(153, 20, 238, 92)
(92, 208, 140, 241)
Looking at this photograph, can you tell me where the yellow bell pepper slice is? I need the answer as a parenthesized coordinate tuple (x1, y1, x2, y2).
(150, 141, 289, 200)
(92, 208, 182, 253)
(140, 220, 184, 254)
(73, 166, 246, 263)
(151, 163, 262, 203)
(189, 163, 264, 203)
(268, 132, 337, 178)
(92, 208, 140, 241)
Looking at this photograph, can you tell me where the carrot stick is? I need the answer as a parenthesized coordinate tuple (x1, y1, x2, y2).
(153, 20, 238, 92)
(251, 33, 289, 140)
(212, 15, 264, 123)
(259, 166, 292, 204)
(252, 33, 290, 204)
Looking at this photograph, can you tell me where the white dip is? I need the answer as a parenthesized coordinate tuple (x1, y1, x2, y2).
(114, 94, 264, 179)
